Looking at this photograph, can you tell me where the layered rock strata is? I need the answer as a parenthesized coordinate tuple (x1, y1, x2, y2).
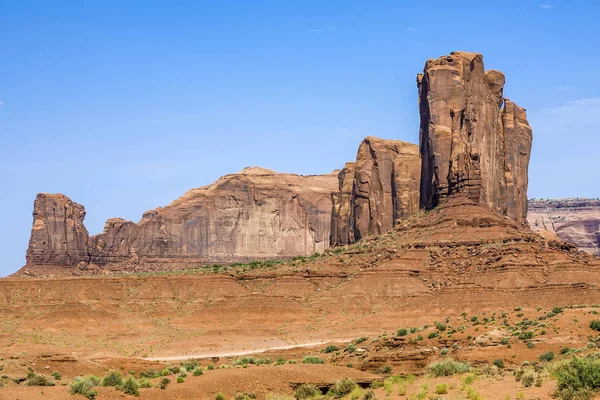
(417, 51, 532, 223)
(528, 198, 600, 256)
(26, 168, 338, 268)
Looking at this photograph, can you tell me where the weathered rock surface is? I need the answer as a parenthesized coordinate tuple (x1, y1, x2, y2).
(27, 168, 338, 268)
(330, 162, 356, 246)
(26, 194, 90, 266)
(417, 51, 532, 223)
(528, 198, 600, 256)
(331, 137, 421, 245)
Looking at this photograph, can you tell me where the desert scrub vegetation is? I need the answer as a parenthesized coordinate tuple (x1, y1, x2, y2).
(590, 320, 600, 331)
(51, 371, 62, 380)
(101, 369, 123, 387)
(234, 393, 257, 400)
(121, 377, 140, 396)
(435, 383, 448, 394)
(329, 378, 357, 397)
(24, 371, 56, 386)
(323, 345, 338, 353)
(428, 358, 470, 377)
(216, 392, 227, 400)
(159, 377, 170, 389)
(234, 356, 271, 366)
(294, 383, 321, 400)
(302, 356, 324, 364)
(69, 375, 101, 399)
(552, 355, 600, 400)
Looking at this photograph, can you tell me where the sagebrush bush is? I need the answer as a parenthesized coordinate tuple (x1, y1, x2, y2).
(302, 356, 324, 364)
(101, 369, 123, 387)
(51, 371, 62, 380)
(122, 377, 140, 396)
(294, 384, 321, 400)
(493, 359, 505, 368)
(159, 377, 170, 389)
(69, 376, 100, 400)
(554, 355, 600, 400)
(193, 367, 203, 376)
(329, 378, 357, 396)
(428, 358, 470, 377)
(435, 383, 448, 394)
(216, 392, 227, 400)
(590, 320, 600, 332)
(25, 372, 55, 387)
(138, 377, 152, 388)
(540, 352, 555, 362)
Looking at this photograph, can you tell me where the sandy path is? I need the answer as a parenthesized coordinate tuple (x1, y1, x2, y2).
(146, 338, 354, 361)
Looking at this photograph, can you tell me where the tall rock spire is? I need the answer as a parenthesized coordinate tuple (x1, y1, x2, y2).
(417, 51, 532, 222)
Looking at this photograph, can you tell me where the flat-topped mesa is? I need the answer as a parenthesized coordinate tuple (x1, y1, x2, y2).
(26, 193, 90, 266)
(417, 51, 533, 223)
(26, 169, 338, 269)
(331, 137, 421, 245)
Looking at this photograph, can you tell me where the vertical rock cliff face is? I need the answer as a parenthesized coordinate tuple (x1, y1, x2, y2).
(26, 194, 90, 266)
(417, 51, 532, 223)
(330, 137, 421, 245)
(26, 168, 338, 268)
(330, 162, 356, 246)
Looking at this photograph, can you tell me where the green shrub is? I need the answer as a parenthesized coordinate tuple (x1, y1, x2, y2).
(346, 344, 356, 353)
(378, 365, 392, 374)
(518, 331, 533, 340)
(25, 372, 55, 386)
(122, 377, 140, 396)
(522, 371, 535, 387)
(182, 361, 198, 371)
(590, 320, 600, 331)
(428, 332, 439, 339)
(138, 377, 152, 388)
(355, 337, 368, 344)
(207, 364, 215, 370)
(193, 367, 203, 376)
(168, 366, 181, 374)
(51, 371, 62, 380)
(101, 369, 123, 387)
(397, 328, 408, 336)
(161, 368, 171, 376)
(329, 378, 357, 396)
(540, 352, 555, 362)
(554, 355, 600, 400)
(435, 321, 447, 331)
(159, 377, 170, 389)
(177, 376, 185, 383)
(69, 376, 100, 400)
(216, 392, 227, 400)
(435, 383, 448, 394)
(302, 356, 324, 364)
(294, 384, 321, 400)
(440, 348, 449, 356)
(324, 345, 338, 353)
(493, 359, 505, 369)
(428, 358, 470, 377)
(362, 390, 375, 400)
(139, 369, 158, 378)
(234, 393, 257, 400)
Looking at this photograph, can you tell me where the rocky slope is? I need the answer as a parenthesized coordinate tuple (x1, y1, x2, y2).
(528, 198, 600, 256)
(417, 51, 532, 223)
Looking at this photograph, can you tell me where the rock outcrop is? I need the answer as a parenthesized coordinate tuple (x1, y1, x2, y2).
(417, 51, 532, 223)
(528, 198, 600, 256)
(26, 168, 338, 269)
(26, 194, 90, 266)
(331, 137, 421, 245)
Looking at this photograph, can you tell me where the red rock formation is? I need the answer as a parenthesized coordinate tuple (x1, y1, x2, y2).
(26, 194, 90, 266)
(528, 198, 600, 256)
(26, 168, 338, 269)
(417, 51, 532, 223)
(331, 137, 421, 245)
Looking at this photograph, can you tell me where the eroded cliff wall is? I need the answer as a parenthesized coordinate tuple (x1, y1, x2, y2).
(417, 51, 532, 223)
(330, 137, 421, 245)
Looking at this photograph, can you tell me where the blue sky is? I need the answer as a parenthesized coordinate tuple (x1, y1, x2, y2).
(1, 1, 598, 276)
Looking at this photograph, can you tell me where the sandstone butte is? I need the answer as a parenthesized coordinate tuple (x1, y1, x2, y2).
(16, 51, 598, 277)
